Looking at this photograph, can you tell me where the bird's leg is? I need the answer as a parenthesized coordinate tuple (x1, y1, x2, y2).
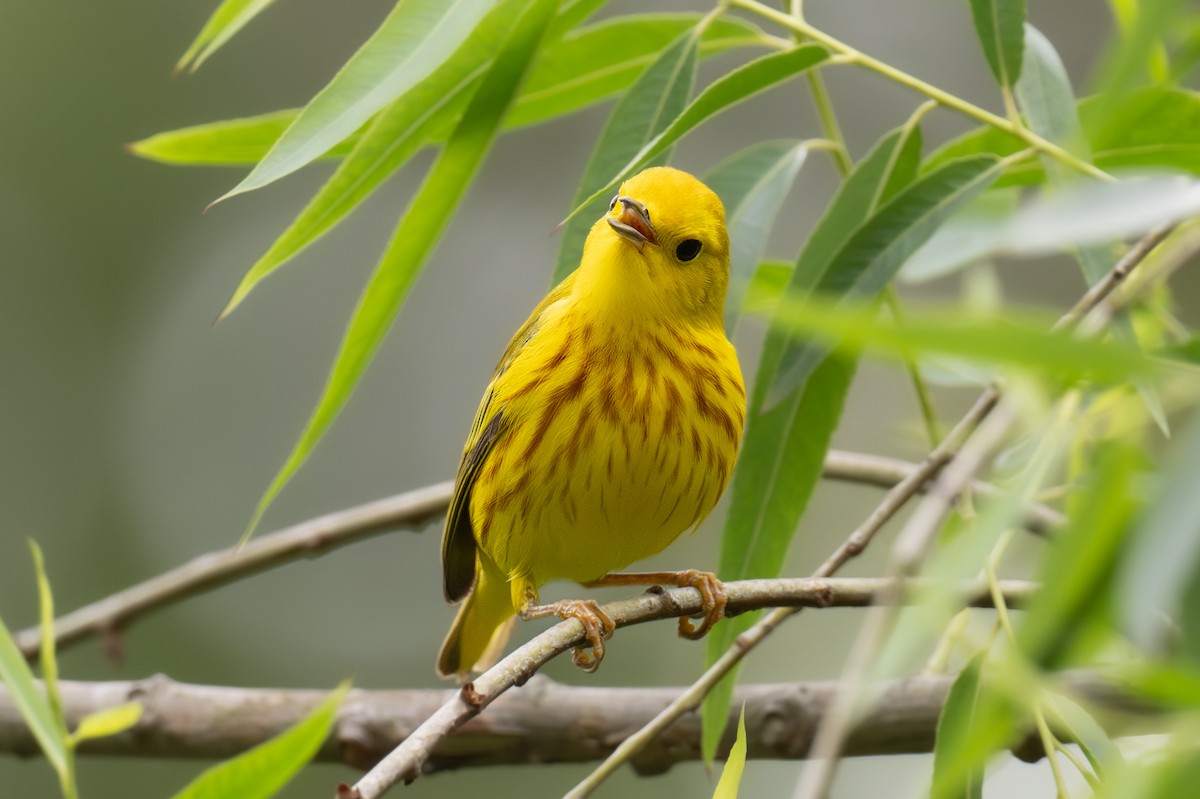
(585, 570, 728, 640)
(518, 591, 615, 673)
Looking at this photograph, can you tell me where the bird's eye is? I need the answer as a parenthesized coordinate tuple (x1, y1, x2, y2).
(608, 195, 619, 212)
(675, 239, 702, 262)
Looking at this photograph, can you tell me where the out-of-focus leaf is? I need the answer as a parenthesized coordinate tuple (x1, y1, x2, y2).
(551, 27, 699, 285)
(70, 702, 143, 746)
(701, 126, 919, 762)
(168, 681, 349, 799)
(28, 541, 62, 733)
(568, 45, 829, 220)
(1045, 692, 1122, 777)
(0, 559, 67, 775)
(1021, 443, 1137, 666)
(712, 705, 748, 799)
(968, 0, 1026, 88)
(219, 0, 502, 201)
(177, 0, 278, 73)
(511, 14, 763, 130)
(769, 303, 1154, 384)
(925, 87, 1200, 185)
(1095, 735, 1200, 799)
(545, 0, 607, 40)
(1159, 337, 1200, 365)
(741, 260, 792, 314)
(900, 190, 1018, 283)
(705, 140, 809, 332)
(768, 155, 1003, 406)
(219, 0, 525, 317)
(244, 0, 560, 538)
(931, 651, 1011, 799)
(1119, 418, 1200, 657)
(902, 176, 1200, 279)
(128, 111, 340, 166)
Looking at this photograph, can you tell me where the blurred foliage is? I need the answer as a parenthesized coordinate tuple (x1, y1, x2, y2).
(4, 0, 1200, 796)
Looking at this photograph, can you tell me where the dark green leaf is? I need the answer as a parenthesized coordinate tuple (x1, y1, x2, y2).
(768, 155, 1003, 406)
(568, 45, 829, 221)
(244, 0, 560, 537)
(551, 28, 699, 285)
(968, 0, 1026, 87)
(169, 682, 349, 799)
(700, 126, 919, 760)
(511, 14, 763, 131)
(219, 0, 502, 201)
(704, 140, 809, 332)
(219, 0, 524, 317)
(931, 651, 1018, 799)
(177, 0, 278, 73)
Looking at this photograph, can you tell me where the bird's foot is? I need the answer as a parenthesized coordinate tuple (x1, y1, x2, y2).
(585, 569, 728, 640)
(520, 599, 615, 672)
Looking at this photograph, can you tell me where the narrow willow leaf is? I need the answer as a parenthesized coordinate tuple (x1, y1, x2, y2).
(1022, 443, 1137, 666)
(741, 260, 792, 315)
(220, 0, 501, 201)
(769, 303, 1153, 384)
(930, 651, 1017, 799)
(1044, 692, 1123, 777)
(219, 0, 525, 317)
(901, 190, 1018, 283)
(511, 14, 763, 131)
(551, 28, 699, 286)
(968, 0, 1027, 87)
(135, 15, 762, 169)
(28, 541, 63, 733)
(568, 45, 829, 222)
(0, 579, 66, 774)
(177, 0, 277, 73)
(544, 0, 607, 40)
(244, 0, 561, 538)
(767, 155, 1003, 407)
(70, 702, 143, 746)
(701, 127, 919, 761)
(925, 86, 1200, 185)
(1119, 418, 1200, 656)
(712, 705, 748, 799)
(705, 140, 809, 332)
(169, 681, 349, 799)
(1016, 24, 1168, 434)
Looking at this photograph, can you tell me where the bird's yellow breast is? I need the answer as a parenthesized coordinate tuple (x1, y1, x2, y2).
(468, 303, 744, 588)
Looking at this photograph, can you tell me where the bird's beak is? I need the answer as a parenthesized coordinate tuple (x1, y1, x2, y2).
(607, 196, 658, 252)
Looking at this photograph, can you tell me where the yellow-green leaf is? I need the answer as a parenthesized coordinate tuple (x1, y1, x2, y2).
(712, 705, 748, 799)
(70, 702, 144, 746)
(177, 0, 279, 73)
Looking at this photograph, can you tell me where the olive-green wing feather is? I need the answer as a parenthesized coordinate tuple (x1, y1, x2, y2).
(440, 273, 578, 603)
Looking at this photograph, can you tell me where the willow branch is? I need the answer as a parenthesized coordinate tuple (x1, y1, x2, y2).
(0, 671, 1152, 771)
(15, 453, 1058, 662)
(340, 578, 1035, 798)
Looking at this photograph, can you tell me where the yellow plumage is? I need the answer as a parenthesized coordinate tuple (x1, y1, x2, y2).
(438, 167, 745, 678)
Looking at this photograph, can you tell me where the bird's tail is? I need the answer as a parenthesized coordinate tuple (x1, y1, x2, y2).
(437, 555, 517, 678)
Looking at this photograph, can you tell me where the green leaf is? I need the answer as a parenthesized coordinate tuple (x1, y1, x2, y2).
(177, 0, 278, 73)
(544, 0, 607, 40)
(701, 127, 919, 761)
(968, 0, 1027, 88)
(705, 141, 809, 333)
(925, 87, 1200, 185)
(767, 155, 1003, 407)
(930, 651, 1017, 799)
(244, 0, 561, 538)
(712, 705, 748, 799)
(768, 303, 1154, 384)
(219, 0, 502, 201)
(0, 562, 67, 775)
(28, 541, 63, 734)
(70, 702, 143, 746)
(1119, 418, 1200, 657)
(218, 0, 525, 317)
(129, 111, 352, 167)
(1044, 692, 1122, 777)
(169, 681, 349, 799)
(741, 260, 792, 315)
(567, 45, 829, 222)
(511, 13, 764, 131)
(551, 27, 699, 286)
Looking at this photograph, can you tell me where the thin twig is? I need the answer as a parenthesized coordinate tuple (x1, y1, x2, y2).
(340, 578, 1036, 798)
(16, 453, 1057, 662)
(0, 670, 1152, 770)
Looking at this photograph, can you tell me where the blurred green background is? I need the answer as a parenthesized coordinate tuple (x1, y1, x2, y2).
(2, 0, 1190, 796)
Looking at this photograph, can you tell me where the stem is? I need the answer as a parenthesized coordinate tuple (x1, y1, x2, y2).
(805, 72, 852, 174)
(885, 289, 942, 448)
(730, 0, 1113, 182)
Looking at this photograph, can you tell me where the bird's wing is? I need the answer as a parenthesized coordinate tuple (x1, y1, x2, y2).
(440, 273, 577, 603)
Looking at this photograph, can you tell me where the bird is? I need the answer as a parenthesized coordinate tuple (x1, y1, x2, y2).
(437, 166, 746, 678)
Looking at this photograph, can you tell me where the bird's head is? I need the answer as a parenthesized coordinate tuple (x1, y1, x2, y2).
(580, 166, 730, 324)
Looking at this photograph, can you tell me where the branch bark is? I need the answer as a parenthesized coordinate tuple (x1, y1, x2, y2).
(0, 672, 1150, 773)
(15, 453, 1059, 662)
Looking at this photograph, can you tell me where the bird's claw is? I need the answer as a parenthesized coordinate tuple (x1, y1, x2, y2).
(674, 569, 728, 640)
(522, 598, 615, 673)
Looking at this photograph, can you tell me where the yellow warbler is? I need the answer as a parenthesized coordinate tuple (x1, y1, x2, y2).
(437, 167, 745, 678)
